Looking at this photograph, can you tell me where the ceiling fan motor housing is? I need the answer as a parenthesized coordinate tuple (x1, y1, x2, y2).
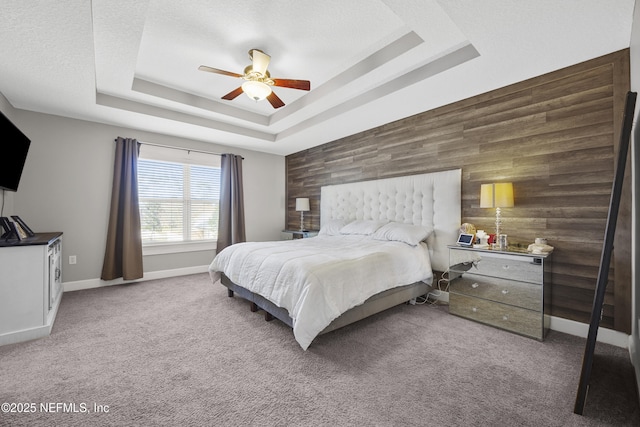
(198, 48, 310, 108)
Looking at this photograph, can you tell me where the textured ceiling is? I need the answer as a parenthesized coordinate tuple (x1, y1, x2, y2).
(0, 0, 635, 155)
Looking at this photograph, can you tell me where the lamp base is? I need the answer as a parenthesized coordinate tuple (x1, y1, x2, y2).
(495, 207, 508, 249)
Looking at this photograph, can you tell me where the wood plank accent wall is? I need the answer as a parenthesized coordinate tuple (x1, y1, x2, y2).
(286, 49, 631, 333)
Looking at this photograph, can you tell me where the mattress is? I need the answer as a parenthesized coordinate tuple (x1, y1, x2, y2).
(209, 234, 433, 349)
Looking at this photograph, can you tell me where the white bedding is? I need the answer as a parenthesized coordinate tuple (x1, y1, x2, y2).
(208, 234, 433, 350)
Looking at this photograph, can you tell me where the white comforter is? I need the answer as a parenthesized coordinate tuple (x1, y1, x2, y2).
(208, 235, 433, 350)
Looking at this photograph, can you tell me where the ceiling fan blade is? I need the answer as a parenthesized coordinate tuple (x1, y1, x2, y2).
(267, 91, 285, 109)
(221, 86, 244, 100)
(250, 49, 271, 75)
(272, 79, 311, 91)
(198, 65, 243, 78)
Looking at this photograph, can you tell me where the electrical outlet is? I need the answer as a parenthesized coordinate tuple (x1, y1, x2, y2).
(69, 255, 77, 265)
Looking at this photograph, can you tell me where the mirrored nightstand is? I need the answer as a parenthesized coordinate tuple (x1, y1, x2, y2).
(448, 245, 552, 340)
(281, 230, 319, 240)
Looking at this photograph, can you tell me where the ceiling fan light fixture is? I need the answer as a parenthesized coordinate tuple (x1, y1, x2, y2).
(199, 49, 310, 108)
(242, 80, 272, 101)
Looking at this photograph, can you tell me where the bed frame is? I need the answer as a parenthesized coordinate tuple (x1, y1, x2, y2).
(222, 274, 431, 334)
(220, 169, 461, 337)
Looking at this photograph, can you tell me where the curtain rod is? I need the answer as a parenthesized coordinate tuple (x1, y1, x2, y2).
(113, 139, 243, 159)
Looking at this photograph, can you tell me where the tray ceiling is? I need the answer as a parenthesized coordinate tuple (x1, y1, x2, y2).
(0, 0, 634, 155)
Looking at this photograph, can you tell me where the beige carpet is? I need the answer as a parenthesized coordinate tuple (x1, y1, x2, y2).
(0, 273, 638, 426)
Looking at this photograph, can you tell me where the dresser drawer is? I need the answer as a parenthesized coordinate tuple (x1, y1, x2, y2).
(449, 273, 542, 311)
(449, 293, 544, 340)
(450, 248, 543, 284)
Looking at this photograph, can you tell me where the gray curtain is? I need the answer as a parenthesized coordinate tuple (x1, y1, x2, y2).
(101, 137, 143, 280)
(217, 153, 246, 252)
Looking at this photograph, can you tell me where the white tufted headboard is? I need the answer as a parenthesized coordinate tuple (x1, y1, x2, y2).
(320, 169, 461, 272)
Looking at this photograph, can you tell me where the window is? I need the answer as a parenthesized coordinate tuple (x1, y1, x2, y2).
(137, 144, 221, 251)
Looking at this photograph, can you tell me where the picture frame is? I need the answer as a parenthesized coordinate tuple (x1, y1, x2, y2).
(11, 215, 35, 237)
(0, 217, 12, 237)
(1, 218, 22, 241)
(456, 233, 474, 247)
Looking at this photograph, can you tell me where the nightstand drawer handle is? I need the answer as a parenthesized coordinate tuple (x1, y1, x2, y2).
(502, 315, 509, 321)
(502, 265, 510, 270)
(472, 307, 478, 313)
(501, 289, 509, 295)
(471, 283, 479, 289)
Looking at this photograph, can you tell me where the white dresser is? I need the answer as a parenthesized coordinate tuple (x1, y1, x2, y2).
(0, 232, 63, 346)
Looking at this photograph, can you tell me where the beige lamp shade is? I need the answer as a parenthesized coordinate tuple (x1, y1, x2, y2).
(480, 183, 514, 208)
(295, 198, 310, 211)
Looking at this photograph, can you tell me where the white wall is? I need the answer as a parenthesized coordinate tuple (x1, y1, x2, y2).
(0, 101, 285, 284)
(630, 0, 640, 401)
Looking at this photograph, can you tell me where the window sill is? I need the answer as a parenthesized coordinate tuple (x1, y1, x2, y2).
(142, 240, 217, 256)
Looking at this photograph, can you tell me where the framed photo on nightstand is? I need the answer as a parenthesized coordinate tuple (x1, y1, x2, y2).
(456, 233, 474, 247)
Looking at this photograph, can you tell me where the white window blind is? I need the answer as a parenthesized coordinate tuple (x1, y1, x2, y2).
(137, 145, 221, 246)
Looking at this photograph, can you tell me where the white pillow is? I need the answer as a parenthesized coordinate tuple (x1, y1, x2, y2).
(318, 219, 347, 236)
(372, 222, 433, 246)
(339, 220, 387, 236)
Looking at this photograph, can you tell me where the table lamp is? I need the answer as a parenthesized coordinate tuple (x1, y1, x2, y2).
(295, 198, 310, 231)
(480, 182, 514, 238)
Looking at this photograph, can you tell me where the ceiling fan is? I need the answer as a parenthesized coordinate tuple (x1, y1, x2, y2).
(198, 49, 311, 109)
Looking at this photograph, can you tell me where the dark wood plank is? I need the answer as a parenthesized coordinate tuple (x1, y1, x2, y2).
(285, 49, 631, 333)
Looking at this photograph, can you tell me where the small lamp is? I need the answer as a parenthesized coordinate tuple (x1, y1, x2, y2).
(295, 198, 310, 231)
(480, 182, 514, 238)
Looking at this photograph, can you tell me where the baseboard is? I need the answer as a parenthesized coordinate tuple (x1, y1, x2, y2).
(0, 324, 53, 346)
(0, 293, 61, 346)
(63, 265, 210, 292)
(432, 290, 630, 348)
(549, 316, 630, 348)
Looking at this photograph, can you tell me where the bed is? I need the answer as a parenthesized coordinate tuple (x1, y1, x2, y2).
(209, 169, 461, 349)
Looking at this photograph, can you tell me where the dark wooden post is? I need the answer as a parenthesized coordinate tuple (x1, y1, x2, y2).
(574, 91, 637, 415)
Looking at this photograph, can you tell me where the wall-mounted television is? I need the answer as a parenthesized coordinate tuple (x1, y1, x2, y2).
(0, 111, 30, 191)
